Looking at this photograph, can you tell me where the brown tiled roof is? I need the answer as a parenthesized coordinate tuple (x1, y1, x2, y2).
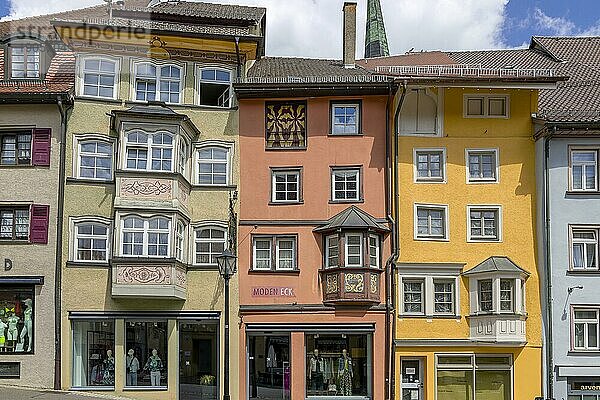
(356, 51, 456, 68)
(0, 51, 74, 95)
(56, 17, 259, 38)
(247, 57, 374, 80)
(123, 1, 266, 22)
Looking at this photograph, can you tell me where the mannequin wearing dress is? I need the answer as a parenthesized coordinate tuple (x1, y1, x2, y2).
(143, 349, 163, 386)
(103, 349, 115, 385)
(19, 299, 32, 351)
(337, 349, 353, 396)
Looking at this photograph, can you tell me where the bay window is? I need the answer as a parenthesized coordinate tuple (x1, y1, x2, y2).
(345, 233, 363, 267)
(121, 216, 170, 257)
(125, 130, 174, 172)
(324, 233, 381, 269)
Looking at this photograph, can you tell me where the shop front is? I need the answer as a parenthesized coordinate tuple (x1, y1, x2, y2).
(241, 318, 386, 400)
(567, 379, 600, 400)
(69, 311, 222, 400)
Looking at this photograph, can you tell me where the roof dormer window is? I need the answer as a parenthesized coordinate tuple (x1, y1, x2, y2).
(10, 45, 40, 79)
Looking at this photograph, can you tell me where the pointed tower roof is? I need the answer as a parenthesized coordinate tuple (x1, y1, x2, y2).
(364, 0, 390, 58)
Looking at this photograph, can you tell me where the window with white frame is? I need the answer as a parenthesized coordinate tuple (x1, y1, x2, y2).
(82, 57, 117, 99)
(466, 149, 498, 183)
(331, 103, 360, 134)
(369, 234, 380, 268)
(175, 221, 185, 261)
(415, 204, 447, 240)
(399, 88, 438, 135)
(198, 67, 233, 108)
(571, 227, 599, 270)
(571, 149, 598, 191)
(399, 267, 462, 317)
(415, 149, 445, 182)
(325, 234, 339, 268)
(197, 146, 230, 185)
(121, 216, 170, 257)
(403, 279, 424, 314)
(464, 95, 509, 117)
(73, 220, 109, 262)
(499, 279, 514, 312)
(194, 226, 227, 266)
(472, 277, 524, 314)
(252, 235, 297, 271)
(331, 168, 360, 202)
(434, 279, 454, 314)
(134, 62, 182, 104)
(573, 309, 599, 350)
(10, 45, 40, 79)
(345, 233, 363, 267)
(271, 169, 301, 203)
(125, 130, 174, 172)
(468, 206, 501, 242)
(178, 138, 188, 177)
(478, 279, 493, 312)
(78, 139, 113, 180)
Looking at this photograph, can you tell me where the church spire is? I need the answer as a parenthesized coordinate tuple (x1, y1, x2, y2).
(364, 0, 390, 58)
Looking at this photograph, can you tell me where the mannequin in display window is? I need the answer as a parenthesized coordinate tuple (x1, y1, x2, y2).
(126, 348, 140, 386)
(308, 348, 324, 392)
(5, 308, 19, 342)
(0, 318, 6, 348)
(143, 348, 163, 386)
(103, 349, 115, 385)
(338, 349, 353, 396)
(19, 299, 32, 351)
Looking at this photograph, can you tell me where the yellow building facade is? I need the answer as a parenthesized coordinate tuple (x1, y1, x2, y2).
(393, 82, 550, 400)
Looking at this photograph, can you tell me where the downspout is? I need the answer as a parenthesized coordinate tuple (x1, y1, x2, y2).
(543, 130, 554, 400)
(234, 37, 242, 81)
(384, 79, 407, 400)
(383, 82, 392, 400)
(54, 95, 72, 390)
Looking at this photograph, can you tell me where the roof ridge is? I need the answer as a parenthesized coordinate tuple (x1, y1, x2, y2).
(534, 35, 600, 39)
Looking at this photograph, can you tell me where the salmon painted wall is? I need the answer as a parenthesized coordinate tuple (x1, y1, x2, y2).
(238, 95, 390, 306)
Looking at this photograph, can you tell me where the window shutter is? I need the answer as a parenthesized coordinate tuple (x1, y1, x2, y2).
(32, 128, 51, 166)
(29, 205, 50, 244)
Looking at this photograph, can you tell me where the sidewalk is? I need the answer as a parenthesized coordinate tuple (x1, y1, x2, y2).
(0, 386, 131, 400)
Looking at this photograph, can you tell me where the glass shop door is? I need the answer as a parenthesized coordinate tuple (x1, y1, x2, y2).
(401, 359, 423, 400)
(248, 335, 290, 400)
(179, 321, 219, 400)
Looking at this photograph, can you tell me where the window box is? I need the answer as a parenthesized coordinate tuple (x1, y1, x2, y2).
(265, 101, 307, 149)
(330, 167, 362, 202)
(466, 149, 499, 183)
(414, 204, 449, 241)
(414, 148, 446, 183)
(270, 168, 302, 204)
(251, 235, 298, 272)
(467, 205, 502, 242)
(463, 94, 509, 118)
(330, 101, 361, 135)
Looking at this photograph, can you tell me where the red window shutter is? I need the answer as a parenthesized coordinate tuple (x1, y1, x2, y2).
(29, 205, 50, 244)
(32, 128, 51, 166)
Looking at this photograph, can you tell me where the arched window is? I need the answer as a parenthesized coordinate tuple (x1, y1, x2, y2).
(197, 146, 230, 185)
(399, 89, 438, 135)
(194, 226, 227, 266)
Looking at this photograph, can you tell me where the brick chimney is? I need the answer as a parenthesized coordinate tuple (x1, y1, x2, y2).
(342, 2, 357, 69)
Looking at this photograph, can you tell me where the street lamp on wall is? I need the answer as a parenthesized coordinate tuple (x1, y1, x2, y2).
(216, 249, 237, 400)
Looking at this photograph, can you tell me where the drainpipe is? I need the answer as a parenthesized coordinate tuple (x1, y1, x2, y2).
(383, 81, 392, 400)
(54, 95, 72, 390)
(384, 80, 407, 400)
(234, 37, 242, 81)
(543, 130, 554, 400)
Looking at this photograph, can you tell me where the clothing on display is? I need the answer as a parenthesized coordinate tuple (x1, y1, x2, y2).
(126, 349, 140, 386)
(338, 353, 353, 396)
(103, 351, 115, 385)
(143, 350, 164, 387)
(0, 290, 34, 353)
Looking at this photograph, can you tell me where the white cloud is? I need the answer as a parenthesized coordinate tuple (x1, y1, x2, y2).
(3, 0, 511, 57)
(533, 8, 575, 36)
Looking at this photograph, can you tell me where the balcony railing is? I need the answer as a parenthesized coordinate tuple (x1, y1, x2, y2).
(111, 258, 187, 300)
(320, 267, 382, 305)
(468, 313, 527, 344)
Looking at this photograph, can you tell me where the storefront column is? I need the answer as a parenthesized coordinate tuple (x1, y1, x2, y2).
(291, 332, 305, 400)
(167, 320, 177, 400)
(115, 319, 125, 390)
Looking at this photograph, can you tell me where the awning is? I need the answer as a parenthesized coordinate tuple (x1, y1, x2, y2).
(0, 276, 44, 285)
(69, 311, 220, 320)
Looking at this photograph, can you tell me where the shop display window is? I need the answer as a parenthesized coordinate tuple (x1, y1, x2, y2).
(436, 355, 511, 400)
(125, 320, 168, 388)
(568, 379, 600, 400)
(72, 320, 115, 388)
(305, 334, 371, 398)
(179, 322, 219, 400)
(0, 287, 34, 354)
(248, 335, 290, 400)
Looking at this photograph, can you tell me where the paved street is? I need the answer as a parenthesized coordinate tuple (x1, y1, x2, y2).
(0, 386, 129, 400)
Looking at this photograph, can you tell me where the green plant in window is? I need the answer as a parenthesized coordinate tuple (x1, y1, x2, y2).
(200, 375, 216, 385)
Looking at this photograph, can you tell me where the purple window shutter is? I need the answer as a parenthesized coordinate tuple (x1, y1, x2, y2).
(29, 205, 50, 244)
(32, 128, 51, 166)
